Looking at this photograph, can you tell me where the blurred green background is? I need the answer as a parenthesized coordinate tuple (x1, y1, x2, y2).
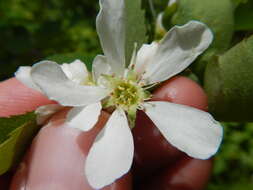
(1, 0, 253, 189)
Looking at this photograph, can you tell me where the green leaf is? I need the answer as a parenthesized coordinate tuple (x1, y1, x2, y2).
(0, 112, 38, 175)
(170, 0, 234, 80)
(46, 52, 96, 71)
(204, 35, 253, 122)
(232, 0, 248, 8)
(234, 0, 253, 31)
(208, 182, 253, 190)
(125, 0, 147, 66)
(207, 122, 253, 189)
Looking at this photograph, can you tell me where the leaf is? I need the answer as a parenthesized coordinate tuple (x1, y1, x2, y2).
(234, 0, 253, 31)
(0, 112, 38, 175)
(125, 0, 147, 66)
(170, 0, 234, 80)
(46, 52, 95, 71)
(232, 0, 248, 8)
(208, 122, 253, 190)
(204, 35, 253, 122)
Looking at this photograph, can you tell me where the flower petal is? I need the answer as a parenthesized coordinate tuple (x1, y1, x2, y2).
(31, 61, 109, 106)
(35, 104, 63, 125)
(85, 109, 134, 189)
(96, 0, 125, 75)
(15, 66, 41, 92)
(134, 42, 159, 78)
(143, 101, 223, 159)
(141, 21, 213, 84)
(66, 102, 102, 131)
(92, 55, 112, 82)
(61, 59, 89, 85)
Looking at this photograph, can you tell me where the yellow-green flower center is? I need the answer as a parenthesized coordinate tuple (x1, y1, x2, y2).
(112, 81, 140, 107)
(101, 70, 151, 128)
(102, 72, 151, 112)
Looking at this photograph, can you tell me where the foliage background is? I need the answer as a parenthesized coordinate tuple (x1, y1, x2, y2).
(0, 0, 253, 189)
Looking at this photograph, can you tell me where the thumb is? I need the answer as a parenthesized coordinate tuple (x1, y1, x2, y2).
(0, 78, 132, 189)
(138, 157, 212, 190)
(10, 109, 132, 190)
(0, 77, 55, 188)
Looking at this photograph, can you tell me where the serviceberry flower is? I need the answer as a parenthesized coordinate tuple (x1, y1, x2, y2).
(15, 0, 223, 188)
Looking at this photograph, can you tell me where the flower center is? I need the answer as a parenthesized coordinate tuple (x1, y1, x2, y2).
(102, 72, 151, 112)
(101, 71, 151, 128)
(112, 81, 140, 108)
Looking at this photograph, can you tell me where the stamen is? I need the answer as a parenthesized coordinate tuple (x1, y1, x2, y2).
(103, 71, 152, 114)
(143, 82, 159, 90)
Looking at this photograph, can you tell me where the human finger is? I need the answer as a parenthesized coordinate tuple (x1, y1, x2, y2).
(132, 76, 208, 176)
(10, 110, 132, 190)
(0, 78, 55, 117)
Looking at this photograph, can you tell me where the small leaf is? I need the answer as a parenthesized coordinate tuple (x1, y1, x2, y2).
(0, 112, 38, 175)
(204, 35, 253, 122)
(125, 0, 147, 66)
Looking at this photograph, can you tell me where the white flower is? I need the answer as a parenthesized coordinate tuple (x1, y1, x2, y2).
(15, 0, 223, 189)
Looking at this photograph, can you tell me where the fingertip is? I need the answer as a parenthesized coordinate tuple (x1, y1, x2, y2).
(152, 76, 208, 111)
(132, 76, 209, 178)
(167, 157, 213, 190)
(0, 78, 55, 117)
(139, 157, 213, 190)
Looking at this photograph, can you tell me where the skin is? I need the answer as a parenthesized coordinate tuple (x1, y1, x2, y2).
(0, 76, 212, 190)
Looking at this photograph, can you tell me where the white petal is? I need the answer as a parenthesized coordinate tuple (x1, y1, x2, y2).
(15, 66, 41, 92)
(31, 61, 109, 106)
(66, 102, 102, 131)
(134, 42, 159, 78)
(35, 104, 63, 125)
(96, 0, 125, 75)
(141, 21, 213, 84)
(143, 101, 223, 159)
(92, 55, 112, 82)
(85, 109, 134, 189)
(61, 59, 89, 85)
